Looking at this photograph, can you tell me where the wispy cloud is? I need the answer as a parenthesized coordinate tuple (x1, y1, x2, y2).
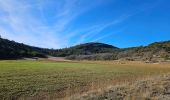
(76, 15, 129, 43)
(0, 0, 61, 48)
(70, 0, 162, 45)
(92, 29, 124, 42)
(0, 0, 104, 48)
(0, 0, 162, 48)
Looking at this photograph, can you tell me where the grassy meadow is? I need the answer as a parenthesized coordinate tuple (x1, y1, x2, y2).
(0, 60, 170, 100)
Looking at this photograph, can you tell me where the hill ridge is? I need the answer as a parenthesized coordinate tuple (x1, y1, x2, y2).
(0, 37, 170, 61)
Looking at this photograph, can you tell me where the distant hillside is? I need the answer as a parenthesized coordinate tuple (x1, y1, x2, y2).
(116, 41, 170, 61)
(0, 37, 170, 61)
(0, 37, 118, 59)
(53, 42, 119, 57)
(67, 41, 170, 62)
(0, 37, 47, 59)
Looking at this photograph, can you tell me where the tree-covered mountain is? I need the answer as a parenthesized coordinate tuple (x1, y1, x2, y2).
(117, 42, 170, 61)
(0, 37, 118, 59)
(52, 42, 119, 57)
(66, 41, 170, 61)
(0, 36, 170, 61)
(0, 37, 48, 59)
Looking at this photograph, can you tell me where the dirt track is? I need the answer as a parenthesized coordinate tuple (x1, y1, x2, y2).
(47, 57, 70, 61)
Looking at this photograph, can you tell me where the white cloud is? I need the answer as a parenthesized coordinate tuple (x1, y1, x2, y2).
(0, 0, 158, 48)
(0, 0, 66, 48)
(0, 0, 104, 48)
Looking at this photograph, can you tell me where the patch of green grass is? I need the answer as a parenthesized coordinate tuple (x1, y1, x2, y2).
(0, 60, 170, 99)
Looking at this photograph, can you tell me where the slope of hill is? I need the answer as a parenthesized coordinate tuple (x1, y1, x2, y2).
(0, 37, 47, 59)
(117, 41, 170, 61)
(0, 37, 170, 61)
(52, 42, 119, 57)
(0, 37, 118, 59)
(66, 41, 170, 61)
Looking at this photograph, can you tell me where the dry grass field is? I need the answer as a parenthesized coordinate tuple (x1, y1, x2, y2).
(76, 74, 170, 100)
(0, 60, 170, 100)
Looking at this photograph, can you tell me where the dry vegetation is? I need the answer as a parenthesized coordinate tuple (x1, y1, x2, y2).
(0, 60, 170, 100)
(74, 74, 170, 100)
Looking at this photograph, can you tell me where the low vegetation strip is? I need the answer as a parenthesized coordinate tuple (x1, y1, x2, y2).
(0, 60, 170, 100)
(77, 74, 170, 100)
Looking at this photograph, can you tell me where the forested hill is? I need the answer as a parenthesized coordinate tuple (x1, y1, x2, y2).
(0, 37, 170, 61)
(66, 41, 170, 61)
(52, 42, 119, 57)
(0, 37, 48, 59)
(0, 37, 118, 59)
(116, 41, 170, 61)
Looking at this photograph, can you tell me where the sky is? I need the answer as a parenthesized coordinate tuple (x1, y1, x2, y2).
(0, 0, 170, 49)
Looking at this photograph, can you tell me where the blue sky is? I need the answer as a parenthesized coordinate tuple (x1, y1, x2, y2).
(0, 0, 170, 48)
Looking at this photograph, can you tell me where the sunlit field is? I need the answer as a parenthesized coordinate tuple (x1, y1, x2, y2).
(0, 60, 170, 100)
